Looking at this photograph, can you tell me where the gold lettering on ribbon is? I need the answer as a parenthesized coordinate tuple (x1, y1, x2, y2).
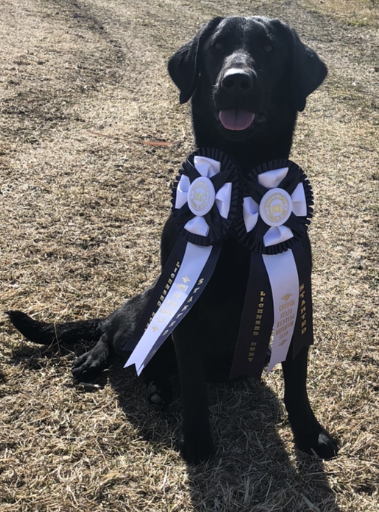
(160, 307, 175, 316)
(248, 291, 266, 362)
(279, 299, 295, 311)
(151, 260, 184, 333)
(299, 283, 307, 334)
(276, 293, 296, 341)
(176, 283, 188, 292)
(160, 273, 207, 333)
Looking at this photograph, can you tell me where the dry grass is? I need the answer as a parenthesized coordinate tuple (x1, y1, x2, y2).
(1, 0, 379, 510)
(299, 0, 379, 27)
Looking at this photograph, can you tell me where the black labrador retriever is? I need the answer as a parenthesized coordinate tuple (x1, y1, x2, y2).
(8, 16, 338, 464)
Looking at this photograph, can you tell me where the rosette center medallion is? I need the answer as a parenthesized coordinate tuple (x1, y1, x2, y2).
(259, 188, 292, 227)
(188, 177, 216, 216)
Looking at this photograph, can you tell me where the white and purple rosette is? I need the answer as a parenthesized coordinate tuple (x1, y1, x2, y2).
(236, 159, 313, 254)
(125, 153, 315, 380)
(231, 159, 314, 379)
(172, 148, 242, 246)
(125, 149, 241, 376)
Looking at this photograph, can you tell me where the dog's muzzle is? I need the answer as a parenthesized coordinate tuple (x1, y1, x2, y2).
(216, 66, 259, 131)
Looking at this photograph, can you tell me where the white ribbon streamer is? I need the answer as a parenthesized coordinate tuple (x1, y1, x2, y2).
(263, 250, 299, 372)
(125, 242, 213, 375)
(242, 167, 306, 372)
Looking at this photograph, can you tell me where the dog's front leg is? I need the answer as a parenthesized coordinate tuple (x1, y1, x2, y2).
(282, 345, 338, 459)
(72, 332, 110, 381)
(173, 323, 215, 464)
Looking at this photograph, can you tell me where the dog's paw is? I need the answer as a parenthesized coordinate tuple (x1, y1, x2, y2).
(294, 425, 339, 460)
(179, 432, 215, 465)
(312, 431, 339, 459)
(71, 350, 108, 382)
(147, 380, 172, 411)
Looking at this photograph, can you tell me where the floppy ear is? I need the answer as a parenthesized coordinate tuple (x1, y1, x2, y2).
(290, 28, 327, 112)
(168, 17, 224, 104)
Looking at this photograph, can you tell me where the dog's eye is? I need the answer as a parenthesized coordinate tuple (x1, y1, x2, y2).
(264, 43, 274, 53)
(213, 42, 224, 51)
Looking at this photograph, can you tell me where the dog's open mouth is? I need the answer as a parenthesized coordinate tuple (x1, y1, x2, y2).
(219, 109, 255, 131)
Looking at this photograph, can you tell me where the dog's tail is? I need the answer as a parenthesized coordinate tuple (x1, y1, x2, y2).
(6, 310, 104, 345)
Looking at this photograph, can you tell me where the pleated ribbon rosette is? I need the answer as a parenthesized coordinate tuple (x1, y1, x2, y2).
(231, 159, 314, 378)
(124, 151, 314, 380)
(124, 149, 241, 376)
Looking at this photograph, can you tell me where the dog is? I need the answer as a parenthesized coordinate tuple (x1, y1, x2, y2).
(7, 16, 338, 464)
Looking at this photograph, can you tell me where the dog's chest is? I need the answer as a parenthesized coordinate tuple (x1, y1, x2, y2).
(206, 238, 250, 298)
(189, 238, 251, 354)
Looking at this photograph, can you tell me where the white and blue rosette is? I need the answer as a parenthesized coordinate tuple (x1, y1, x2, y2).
(230, 160, 314, 379)
(124, 149, 242, 376)
(124, 152, 315, 381)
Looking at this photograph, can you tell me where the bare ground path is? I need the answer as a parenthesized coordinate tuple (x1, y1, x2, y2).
(1, 0, 378, 510)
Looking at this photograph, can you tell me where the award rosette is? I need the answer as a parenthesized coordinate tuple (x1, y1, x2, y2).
(230, 159, 314, 379)
(124, 150, 315, 381)
(123, 148, 242, 375)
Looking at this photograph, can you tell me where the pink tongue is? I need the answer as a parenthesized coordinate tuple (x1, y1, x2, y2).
(219, 110, 255, 131)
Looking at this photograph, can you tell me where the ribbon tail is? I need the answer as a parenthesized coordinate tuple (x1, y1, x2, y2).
(229, 252, 273, 380)
(291, 241, 314, 358)
(263, 250, 299, 373)
(139, 244, 222, 372)
(125, 241, 220, 376)
(123, 236, 188, 353)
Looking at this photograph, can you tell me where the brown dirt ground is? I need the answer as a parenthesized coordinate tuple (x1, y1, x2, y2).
(1, 0, 378, 511)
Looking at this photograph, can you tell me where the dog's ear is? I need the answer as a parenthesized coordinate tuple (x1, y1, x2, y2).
(168, 17, 224, 104)
(290, 28, 327, 112)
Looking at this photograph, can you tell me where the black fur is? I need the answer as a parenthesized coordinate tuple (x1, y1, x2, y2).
(6, 310, 104, 346)
(7, 16, 337, 464)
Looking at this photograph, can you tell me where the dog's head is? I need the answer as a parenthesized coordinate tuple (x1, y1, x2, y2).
(168, 16, 327, 143)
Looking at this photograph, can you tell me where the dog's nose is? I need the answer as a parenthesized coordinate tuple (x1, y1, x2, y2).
(221, 69, 255, 93)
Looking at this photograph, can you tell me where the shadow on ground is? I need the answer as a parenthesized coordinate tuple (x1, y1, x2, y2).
(8, 342, 341, 511)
